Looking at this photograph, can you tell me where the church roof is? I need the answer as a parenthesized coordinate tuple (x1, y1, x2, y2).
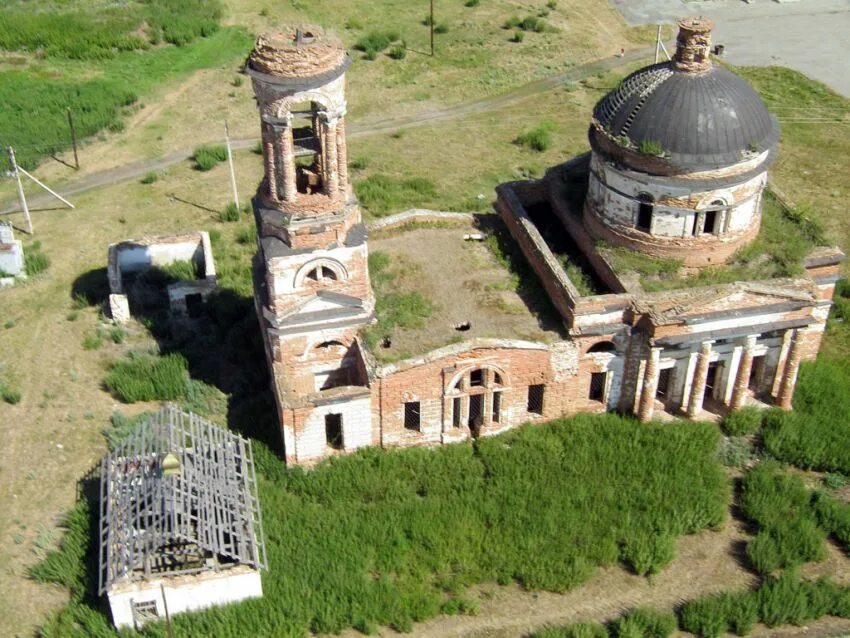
(591, 62, 779, 171)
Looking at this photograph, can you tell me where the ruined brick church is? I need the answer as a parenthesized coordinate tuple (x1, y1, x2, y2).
(247, 20, 843, 466)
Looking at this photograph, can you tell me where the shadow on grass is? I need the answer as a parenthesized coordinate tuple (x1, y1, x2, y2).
(71, 266, 284, 456)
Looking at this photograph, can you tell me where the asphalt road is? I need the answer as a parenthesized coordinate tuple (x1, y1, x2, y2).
(609, 0, 850, 98)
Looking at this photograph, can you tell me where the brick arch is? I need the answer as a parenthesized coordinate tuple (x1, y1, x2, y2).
(294, 257, 349, 287)
(585, 340, 616, 355)
(270, 91, 345, 121)
(445, 364, 510, 394)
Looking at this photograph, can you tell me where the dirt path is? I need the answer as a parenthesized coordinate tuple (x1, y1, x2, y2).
(0, 44, 657, 217)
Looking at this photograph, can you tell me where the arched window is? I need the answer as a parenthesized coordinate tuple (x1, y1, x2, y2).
(306, 266, 338, 282)
(636, 194, 654, 233)
(587, 341, 616, 354)
(703, 199, 725, 234)
(445, 366, 509, 437)
(317, 340, 345, 349)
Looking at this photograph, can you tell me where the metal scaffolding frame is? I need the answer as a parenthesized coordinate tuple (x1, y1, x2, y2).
(98, 405, 266, 595)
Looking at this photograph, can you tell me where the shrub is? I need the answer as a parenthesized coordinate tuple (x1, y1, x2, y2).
(465, 0, 481, 6)
(434, 22, 449, 34)
(140, 171, 159, 184)
(154, 259, 199, 281)
(741, 463, 827, 574)
(722, 406, 763, 436)
(680, 591, 758, 638)
(192, 144, 227, 171)
(109, 326, 126, 344)
(823, 472, 850, 490)
(504, 16, 521, 29)
(104, 410, 153, 450)
(82, 333, 103, 351)
(762, 358, 850, 473)
(236, 224, 257, 245)
(354, 30, 400, 58)
(547, 0, 558, 8)
(1, 383, 22, 404)
(388, 44, 406, 60)
(717, 436, 753, 468)
(758, 571, 819, 627)
(638, 139, 665, 156)
(219, 202, 240, 222)
(610, 608, 676, 638)
(104, 352, 189, 402)
(512, 30, 525, 43)
(811, 490, 850, 549)
(24, 241, 50, 276)
(514, 122, 554, 151)
(620, 533, 675, 576)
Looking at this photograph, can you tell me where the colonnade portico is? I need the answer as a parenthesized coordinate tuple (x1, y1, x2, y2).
(635, 328, 808, 422)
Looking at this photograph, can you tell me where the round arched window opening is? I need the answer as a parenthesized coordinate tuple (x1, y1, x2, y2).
(587, 341, 616, 354)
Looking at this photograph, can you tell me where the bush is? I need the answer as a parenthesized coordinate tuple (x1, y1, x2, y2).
(620, 533, 675, 576)
(717, 436, 753, 468)
(465, 0, 481, 6)
(82, 333, 103, 351)
(219, 202, 240, 222)
(434, 22, 449, 34)
(514, 122, 554, 152)
(140, 171, 159, 184)
(104, 410, 153, 450)
(741, 463, 827, 574)
(24, 241, 50, 276)
(0, 382, 22, 404)
(192, 144, 227, 171)
(680, 591, 758, 638)
(236, 224, 257, 245)
(811, 490, 850, 549)
(504, 16, 521, 29)
(512, 30, 525, 43)
(354, 30, 400, 58)
(610, 608, 676, 638)
(638, 139, 665, 156)
(722, 406, 763, 436)
(762, 358, 850, 473)
(388, 44, 406, 60)
(104, 352, 189, 402)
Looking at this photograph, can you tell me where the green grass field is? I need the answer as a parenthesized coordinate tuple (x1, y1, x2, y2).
(33, 413, 727, 636)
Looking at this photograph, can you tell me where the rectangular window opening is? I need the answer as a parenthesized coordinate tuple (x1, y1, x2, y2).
(527, 384, 545, 415)
(656, 367, 672, 400)
(588, 372, 606, 402)
(325, 413, 343, 450)
(470, 369, 484, 387)
(452, 397, 462, 428)
(492, 392, 502, 423)
(404, 401, 421, 431)
(133, 600, 159, 622)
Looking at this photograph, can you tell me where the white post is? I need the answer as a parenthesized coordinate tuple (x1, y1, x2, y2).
(225, 121, 239, 209)
(17, 167, 75, 209)
(655, 24, 662, 64)
(6, 146, 32, 234)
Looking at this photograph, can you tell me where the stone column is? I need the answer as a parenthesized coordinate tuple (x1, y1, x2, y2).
(778, 329, 805, 410)
(637, 347, 662, 422)
(322, 115, 339, 197)
(336, 117, 348, 189)
(313, 111, 324, 176)
(262, 122, 278, 201)
(278, 117, 297, 202)
(731, 335, 758, 410)
(687, 341, 713, 418)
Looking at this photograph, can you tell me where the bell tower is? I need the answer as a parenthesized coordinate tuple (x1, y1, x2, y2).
(248, 26, 374, 415)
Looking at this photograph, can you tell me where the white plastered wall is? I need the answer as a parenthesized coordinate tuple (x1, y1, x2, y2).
(296, 395, 372, 461)
(107, 567, 262, 629)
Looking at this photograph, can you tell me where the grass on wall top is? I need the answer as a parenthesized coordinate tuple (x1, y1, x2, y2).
(34, 413, 728, 637)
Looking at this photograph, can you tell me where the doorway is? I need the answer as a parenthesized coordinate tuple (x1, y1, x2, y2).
(468, 394, 483, 438)
(704, 361, 722, 402)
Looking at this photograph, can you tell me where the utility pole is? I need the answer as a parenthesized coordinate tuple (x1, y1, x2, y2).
(224, 120, 239, 209)
(66, 107, 79, 169)
(430, 0, 435, 56)
(6, 147, 33, 235)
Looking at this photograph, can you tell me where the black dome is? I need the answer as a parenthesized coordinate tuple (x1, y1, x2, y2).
(591, 62, 779, 171)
